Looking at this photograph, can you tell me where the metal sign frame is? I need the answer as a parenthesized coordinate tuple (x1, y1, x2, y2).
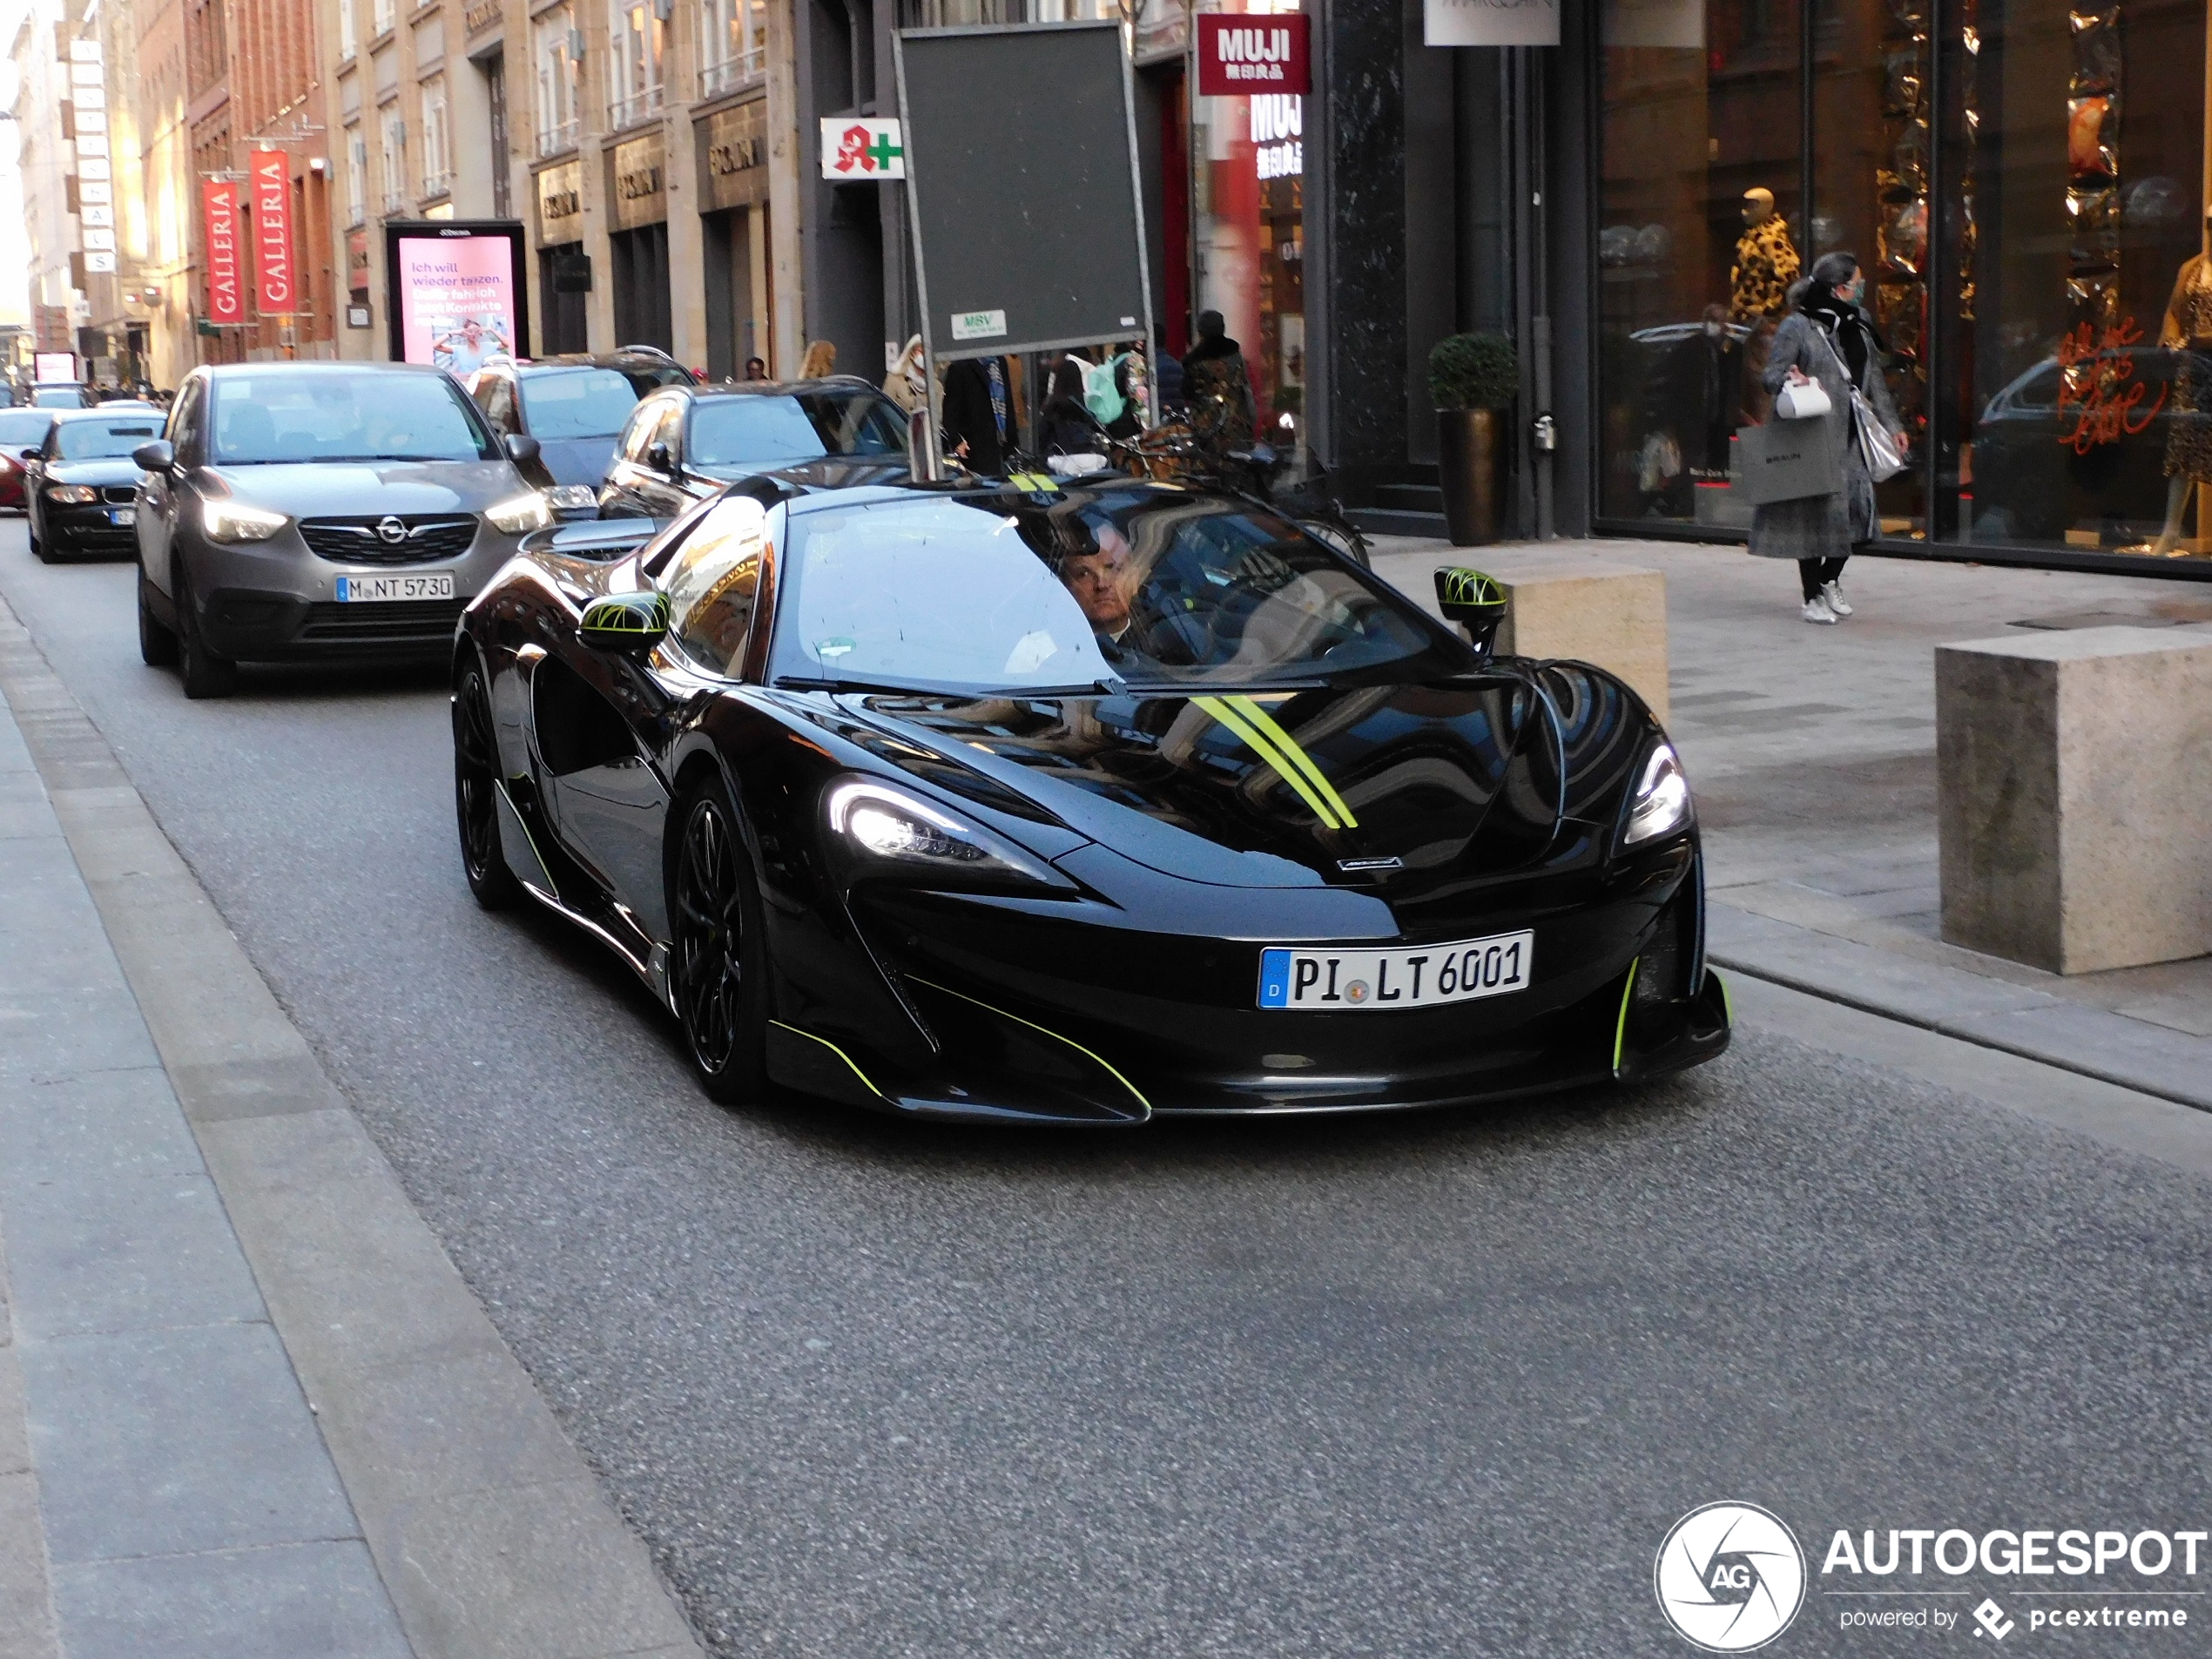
(894, 20, 1158, 472)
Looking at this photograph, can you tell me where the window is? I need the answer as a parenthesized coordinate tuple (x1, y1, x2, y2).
(535, 8, 581, 155)
(662, 498, 769, 678)
(608, 0, 665, 130)
(372, 0, 393, 36)
(685, 390, 908, 469)
(421, 76, 451, 197)
(619, 395, 678, 460)
(339, 0, 356, 58)
(698, 0, 765, 97)
(379, 103, 408, 212)
(516, 366, 669, 438)
(344, 123, 366, 226)
(207, 370, 497, 464)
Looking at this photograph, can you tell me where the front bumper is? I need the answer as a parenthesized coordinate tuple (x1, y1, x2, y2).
(764, 843, 1730, 1124)
(185, 525, 523, 661)
(41, 502, 138, 554)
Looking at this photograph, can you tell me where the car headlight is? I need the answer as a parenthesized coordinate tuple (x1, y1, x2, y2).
(544, 484, 600, 513)
(46, 483, 98, 504)
(201, 498, 289, 543)
(825, 778, 1072, 891)
(1622, 742, 1693, 846)
(484, 492, 554, 534)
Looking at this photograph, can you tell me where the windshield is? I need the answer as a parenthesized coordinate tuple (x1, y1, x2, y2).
(770, 489, 1456, 696)
(0, 411, 55, 445)
(518, 366, 668, 439)
(54, 416, 164, 461)
(209, 371, 497, 463)
(31, 387, 89, 408)
(687, 390, 907, 470)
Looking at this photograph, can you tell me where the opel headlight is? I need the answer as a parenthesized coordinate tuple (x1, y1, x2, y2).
(46, 483, 98, 504)
(1622, 742, 1693, 846)
(485, 492, 554, 534)
(544, 484, 600, 513)
(825, 778, 1071, 891)
(201, 499, 289, 543)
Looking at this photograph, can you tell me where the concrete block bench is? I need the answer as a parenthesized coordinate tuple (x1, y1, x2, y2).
(1375, 545, 1669, 722)
(1936, 624, 2212, 974)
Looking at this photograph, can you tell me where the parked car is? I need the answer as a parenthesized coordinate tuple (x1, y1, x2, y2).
(0, 408, 59, 512)
(1970, 347, 2182, 547)
(453, 475, 1729, 1116)
(597, 376, 909, 519)
(30, 383, 93, 408)
(462, 348, 693, 514)
(132, 361, 551, 698)
(25, 407, 166, 561)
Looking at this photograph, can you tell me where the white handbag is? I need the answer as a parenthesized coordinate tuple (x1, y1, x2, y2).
(1775, 381, 1832, 421)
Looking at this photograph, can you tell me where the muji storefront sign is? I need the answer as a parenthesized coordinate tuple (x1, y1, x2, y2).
(250, 148, 297, 314)
(1197, 13, 1310, 96)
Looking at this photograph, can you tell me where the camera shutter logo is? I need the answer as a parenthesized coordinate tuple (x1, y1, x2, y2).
(1655, 1502, 1806, 1652)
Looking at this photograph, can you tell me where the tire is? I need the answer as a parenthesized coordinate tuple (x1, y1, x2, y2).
(1296, 513, 1372, 570)
(452, 661, 523, 909)
(138, 568, 179, 665)
(666, 775, 771, 1104)
(174, 562, 238, 699)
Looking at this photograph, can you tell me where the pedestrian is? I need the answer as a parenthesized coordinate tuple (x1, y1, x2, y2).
(1179, 311, 1256, 448)
(941, 354, 1014, 475)
(1038, 352, 1102, 458)
(1750, 251, 1906, 624)
(744, 355, 768, 381)
(798, 340, 837, 380)
(883, 334, 927, 414)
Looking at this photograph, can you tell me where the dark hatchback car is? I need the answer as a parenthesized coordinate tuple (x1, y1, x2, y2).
(26, 408, 166, 560)
(462, 350, 692, 510)
(597, 376, 909, 519)
(0, 408, 59, 511)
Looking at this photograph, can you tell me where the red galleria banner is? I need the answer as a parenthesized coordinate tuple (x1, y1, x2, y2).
(250, 148, 297, 314)
(203, 180, 243, 324)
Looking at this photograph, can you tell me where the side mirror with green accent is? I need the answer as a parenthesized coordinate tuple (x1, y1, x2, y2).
(579, 590, 670, 654)
(1434, 566, 1507, 659)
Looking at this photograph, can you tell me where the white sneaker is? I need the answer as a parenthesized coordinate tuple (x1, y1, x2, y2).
(1802, 596, 1839, 624)
(1822, 580, 1853, 617)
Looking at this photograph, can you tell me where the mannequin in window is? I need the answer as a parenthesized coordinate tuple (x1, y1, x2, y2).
(1730, 189, 1802, 324)
(2150, 219, 2212, 556)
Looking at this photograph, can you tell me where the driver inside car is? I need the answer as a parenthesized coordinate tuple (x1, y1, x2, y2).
(1055, 518, 1138, 644)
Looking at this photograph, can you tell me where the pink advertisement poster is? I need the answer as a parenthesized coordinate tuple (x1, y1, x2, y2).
(395, 235, 518, 372)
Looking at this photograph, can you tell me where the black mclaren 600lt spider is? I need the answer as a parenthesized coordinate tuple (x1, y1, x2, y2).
(451, 475, 1730, 1123)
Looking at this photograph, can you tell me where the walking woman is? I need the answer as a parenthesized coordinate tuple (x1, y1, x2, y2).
(1751, 251, 1906, 624)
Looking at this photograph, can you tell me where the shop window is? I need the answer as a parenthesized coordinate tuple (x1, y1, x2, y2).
(1961, 0, 2207, 555)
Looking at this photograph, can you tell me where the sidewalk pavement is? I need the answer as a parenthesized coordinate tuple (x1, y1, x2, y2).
(1371, 533, 2212, 1112)
(0, 597, 705, 1658)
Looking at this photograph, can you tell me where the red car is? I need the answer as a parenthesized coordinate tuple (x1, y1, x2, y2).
(0, 409, 58, 512)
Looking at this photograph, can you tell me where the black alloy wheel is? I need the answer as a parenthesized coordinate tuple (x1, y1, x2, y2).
(668, 779, 769, 1103)
(174, 562, 238, 699)
(452, 664, 522, 909)
(137, 567, 179, 665)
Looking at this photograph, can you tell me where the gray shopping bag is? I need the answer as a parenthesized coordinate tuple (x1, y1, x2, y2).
(1733, 412, 1844, 505)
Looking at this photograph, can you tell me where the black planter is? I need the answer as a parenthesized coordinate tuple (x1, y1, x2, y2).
(1437, 408, 1504, 546)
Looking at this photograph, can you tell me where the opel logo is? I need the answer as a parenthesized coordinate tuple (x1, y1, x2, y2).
(375, 516, 408, 545)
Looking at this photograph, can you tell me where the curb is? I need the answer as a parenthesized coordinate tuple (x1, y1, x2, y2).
(0, 597, 708, 1659)
(1709, 903, 2212, 1116)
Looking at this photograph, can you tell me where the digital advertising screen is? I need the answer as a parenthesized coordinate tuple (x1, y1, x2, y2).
(382, 220, 530, 374)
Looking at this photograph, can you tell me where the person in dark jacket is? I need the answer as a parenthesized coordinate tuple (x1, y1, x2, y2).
(1750, 251, 1905, 624)
(941, 354, 1015, 475)
(1038, 352, 1103, 457)
(1180, 312, 1256, 447)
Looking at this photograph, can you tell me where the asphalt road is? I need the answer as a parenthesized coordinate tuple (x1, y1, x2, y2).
(5, 526, 2210, 1657)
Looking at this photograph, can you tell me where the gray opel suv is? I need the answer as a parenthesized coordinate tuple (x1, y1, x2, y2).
(133, 361, 552, 698)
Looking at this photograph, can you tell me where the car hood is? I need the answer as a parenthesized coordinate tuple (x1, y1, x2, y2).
(536, 435, 620, 488)
(699, 456, 911, 490)
(811, 667, 1657, 909)
(46, 458, 146, 487)
(202, 459, 526, 516)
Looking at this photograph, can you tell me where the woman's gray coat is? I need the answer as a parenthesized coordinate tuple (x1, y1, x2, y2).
(1747, 310, 1902, 560)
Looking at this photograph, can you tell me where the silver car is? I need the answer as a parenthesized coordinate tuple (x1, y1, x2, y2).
(132, 361, 552, 698)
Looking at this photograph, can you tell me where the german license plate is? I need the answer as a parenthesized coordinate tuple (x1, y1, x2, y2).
(335, 572, 455, 603)
(1257, 930, 1534, 1011)
(109, 507, 135, 525)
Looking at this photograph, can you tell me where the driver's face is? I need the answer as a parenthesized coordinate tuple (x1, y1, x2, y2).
(1060, 526, 1133, 632)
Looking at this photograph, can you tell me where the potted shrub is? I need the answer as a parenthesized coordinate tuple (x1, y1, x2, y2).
(1428, 333, 1518, 545)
